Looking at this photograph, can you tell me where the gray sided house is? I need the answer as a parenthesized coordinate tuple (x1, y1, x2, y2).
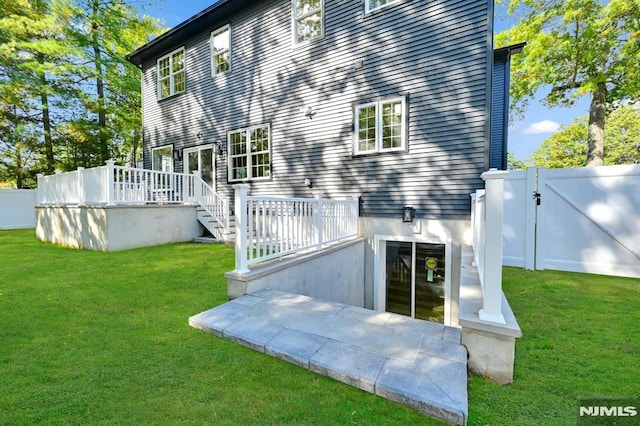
(127, 0, 518, 323)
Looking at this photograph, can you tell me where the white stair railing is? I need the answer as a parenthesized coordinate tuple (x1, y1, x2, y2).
(192, 171, 230, 231)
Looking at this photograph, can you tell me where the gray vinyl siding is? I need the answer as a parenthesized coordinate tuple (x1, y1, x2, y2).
(490, 55, 507, 170)
(141, 0, 491, 220)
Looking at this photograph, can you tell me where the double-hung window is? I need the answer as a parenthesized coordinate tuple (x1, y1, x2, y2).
(228, 124, 271, 182)
(365, 0, 401, 13)
(293, 0, 323, 44)
(211, 25, 230, 76)
(354, 98, 406, 155)
(157, 48, 185, 100)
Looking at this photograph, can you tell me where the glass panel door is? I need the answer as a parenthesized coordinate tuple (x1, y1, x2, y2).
(414, 243, 446, 323)
(185, 146, 215, 189)
(384, 241, 446, 324)
(385, 241, 412, 317)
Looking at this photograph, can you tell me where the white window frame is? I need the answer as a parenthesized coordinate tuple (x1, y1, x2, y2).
(292, 0, 324, 45)
(373, 235, 453, 326)
(353, 97, 406, 155)
(227, 124, 271, 183)
(210, 25, 231, 77)
(365, 0, 402, 14)
(151, 145, 174, 173)
(157, 47, 185, 100)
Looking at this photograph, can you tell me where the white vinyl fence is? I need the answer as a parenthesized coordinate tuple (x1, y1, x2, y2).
(0, 189, 36, 229)
(503, 165, 640, 278)
(232, 184, 359, 273)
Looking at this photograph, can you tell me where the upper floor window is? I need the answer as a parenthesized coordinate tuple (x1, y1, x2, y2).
(157, 48, 185, 100)
(354, 98, 406, 155)
(366, 0, 401, 13)
(211, 25, 230, 76)
(293, 0, 323, 44)
(228, 124, 271, 182)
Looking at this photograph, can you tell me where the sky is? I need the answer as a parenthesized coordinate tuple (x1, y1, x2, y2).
(133, 0, 590, 162)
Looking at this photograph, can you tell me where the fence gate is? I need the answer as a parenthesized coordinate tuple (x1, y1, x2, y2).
(503, 165, 640, 279)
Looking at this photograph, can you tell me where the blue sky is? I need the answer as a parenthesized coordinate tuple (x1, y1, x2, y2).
(134, 0, 589, 162)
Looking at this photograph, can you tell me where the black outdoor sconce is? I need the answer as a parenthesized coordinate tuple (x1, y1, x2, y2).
(173, 149, 182, 161)
(214, 140, 226, 156)
(402, 206, 416, 223)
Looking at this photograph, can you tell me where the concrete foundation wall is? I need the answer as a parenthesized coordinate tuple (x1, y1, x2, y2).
(0, 190, 36, 229)
(36, 205, 202, 251)
(226, 238, 365, 307)
(360, 217, 470, 326)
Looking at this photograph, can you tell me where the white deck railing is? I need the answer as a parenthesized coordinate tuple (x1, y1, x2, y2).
(470, 189, 486, 285)
(232, 184, 359, 273)
(36, 161, 230, 233)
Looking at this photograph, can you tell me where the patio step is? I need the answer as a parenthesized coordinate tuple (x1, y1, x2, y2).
(196, 207, 235, 242)
(189, 290, 468, 425)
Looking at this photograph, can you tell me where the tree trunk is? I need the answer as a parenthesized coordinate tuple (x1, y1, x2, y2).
(587, 82, 606, 167)
(39, 67, 55, 174)
(91, 0, 109, 164)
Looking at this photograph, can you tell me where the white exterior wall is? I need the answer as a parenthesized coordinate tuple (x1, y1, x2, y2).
(36, 205, 202, 251)
(0, 190, 36, 229)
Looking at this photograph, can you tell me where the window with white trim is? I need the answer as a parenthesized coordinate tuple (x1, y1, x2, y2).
(211, 25, 230, 76)
(228, 124, 271, 182)
(157, 48, 185, 100)
(354, 98, 406, 154)
(293, 0, 323, 44)
(152, 145, 173, 172)
(366, 0, 401, 13)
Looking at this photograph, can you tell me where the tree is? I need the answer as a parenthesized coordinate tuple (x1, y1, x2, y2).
(530, 104, 640, 168)
(496, 0, 640, 166)
(507, 152, 527, 170)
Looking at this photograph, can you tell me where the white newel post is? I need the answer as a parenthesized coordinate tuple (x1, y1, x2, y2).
(192, 170, 201, 203)
(312, 191, 324, 249)
(233, 183, 250, 274)
(105, 160, 115, 206)
(479, 169, 508, 324)
(77, 167, 85, 206)
(36, 173, 44, 205)
(352, 194, 360, 235)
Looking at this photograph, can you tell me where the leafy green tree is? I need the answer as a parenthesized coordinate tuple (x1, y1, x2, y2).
(507, 152, 527, 170)
(530, 104, 640, 168)
(496, 0, 640, 166)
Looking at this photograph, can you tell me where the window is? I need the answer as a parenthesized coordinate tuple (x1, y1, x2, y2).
(211, 25, 230, 76)
(293, 0, 323, 44)
(354, 98, 406, 154)
(366, 0, 401, 13)
(152, 145, 173, 172)
(228, 124, 271, 182)
(157, 48, 185, 100)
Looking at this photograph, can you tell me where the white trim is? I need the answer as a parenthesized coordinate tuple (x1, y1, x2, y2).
(292, 0, 324, 45)
(353, 97, 406, 155)
(210, 24, 231, 77)
(373, 234, 452, 326)
(227, 124, 272, 183)
(156, 47, 185, 100)
(365, 0, 402, 14)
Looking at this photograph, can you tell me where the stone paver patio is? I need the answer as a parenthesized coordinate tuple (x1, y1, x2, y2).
(189, 289, 468, 425)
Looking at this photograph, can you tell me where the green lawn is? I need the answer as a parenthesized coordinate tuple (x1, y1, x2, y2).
(1, 229, 638, 425)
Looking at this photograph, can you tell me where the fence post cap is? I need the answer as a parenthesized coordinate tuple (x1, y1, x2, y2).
(481, 169, 509, 181)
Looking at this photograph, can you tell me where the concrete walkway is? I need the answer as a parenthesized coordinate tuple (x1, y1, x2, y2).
(189, 290, 468, 425)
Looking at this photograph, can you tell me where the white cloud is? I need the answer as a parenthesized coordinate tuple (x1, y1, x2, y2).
(522, 120, 561, 134)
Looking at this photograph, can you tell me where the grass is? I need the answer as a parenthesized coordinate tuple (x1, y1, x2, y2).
(1, 229, 638, 425)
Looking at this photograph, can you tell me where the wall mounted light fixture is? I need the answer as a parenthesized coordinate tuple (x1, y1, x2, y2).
(304, 178, 312, 188)
(173, 149, 182, 161)
(402, 206, 415, 223)
(214, 140, 226, 156)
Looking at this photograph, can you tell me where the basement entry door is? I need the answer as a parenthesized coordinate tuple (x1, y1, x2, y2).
(184, 145, 215, 189)
(382, 240, 449, 324)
